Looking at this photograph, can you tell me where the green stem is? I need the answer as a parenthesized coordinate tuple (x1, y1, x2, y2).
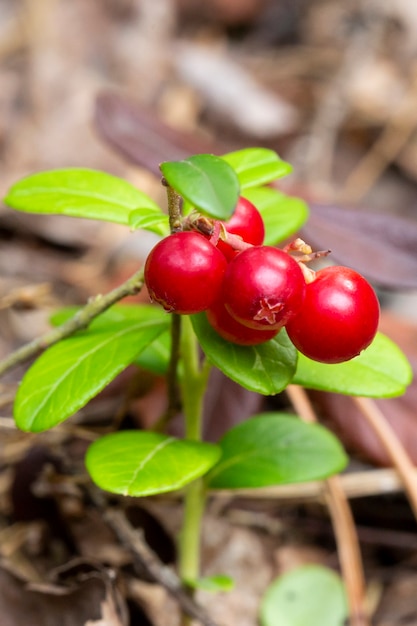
(178, 315, 211, 585)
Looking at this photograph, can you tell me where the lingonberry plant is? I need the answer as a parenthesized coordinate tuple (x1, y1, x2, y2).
(1, 148, 412, 624)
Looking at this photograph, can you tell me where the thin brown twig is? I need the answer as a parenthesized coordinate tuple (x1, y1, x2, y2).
(210, 467, 414, 501)
(286, 385, 368, 626)
(292, 1, 386, 187)
(0, 268, 145, 379)
(338, 78, 417, 203)
(353, 397, 417, 518)
(90, 490, 222, 626)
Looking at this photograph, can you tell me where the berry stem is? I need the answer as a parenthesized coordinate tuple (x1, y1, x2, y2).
(183, 213, 253, 252)
(162, 176, 183, 233)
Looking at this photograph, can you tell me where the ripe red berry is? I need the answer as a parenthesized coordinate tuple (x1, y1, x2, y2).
(218, 196, 265, 261)
(285, 266, 380, 364)
(144, 231, 227, 314)
(221, 246, 306, 331)
(206, 298, 279, 346)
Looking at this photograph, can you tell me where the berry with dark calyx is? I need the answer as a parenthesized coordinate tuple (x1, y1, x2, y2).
(144, 231, 227, 314)
(218, 196, 265, 261)
(221, 246, 306, 331)
(206, 298, 279, 346)
(285, 265, 380, 364)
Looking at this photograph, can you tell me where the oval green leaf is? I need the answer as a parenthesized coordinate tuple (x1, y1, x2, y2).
(160, 154, 240, 219)
(206, 414, 347, 489)
(243, 187, 309, 245)
(85, 431, 221, 496)
(186, 575, 235, 593)
(260, 565, 348, 626)
(293, 332, 412, 398)
(222, 148, 293, 189)
(50, 304, 172, 377)
(14, 307, 169, 432)
(128, 208, 169, 235)
(4, 168, 165, 232)
(191, 314, 297, 395)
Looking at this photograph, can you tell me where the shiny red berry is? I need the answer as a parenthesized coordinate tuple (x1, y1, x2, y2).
(285, 266, 380, 363)
(221, 246, 306, 331)
(206, 298, 279, 346)
(218, 196, 265, 261)
(144, 231, 227, 314)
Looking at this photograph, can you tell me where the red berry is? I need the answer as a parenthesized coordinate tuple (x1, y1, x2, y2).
(221, 246, 306, 331)
(206, 298, 279, 346)
(218, 196, 265, 261)
(144, 231, 227, 314)
(285, 266, 380, 363)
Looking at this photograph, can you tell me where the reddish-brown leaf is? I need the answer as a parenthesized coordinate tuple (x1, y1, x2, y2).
(302, 203, 417, 289)
(94, 92, 226, 175)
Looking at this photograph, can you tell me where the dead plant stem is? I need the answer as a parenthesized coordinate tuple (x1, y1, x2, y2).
(0, 268, 145, 379)
(286, 385, 368, 626)
(353, 397, 417, 518)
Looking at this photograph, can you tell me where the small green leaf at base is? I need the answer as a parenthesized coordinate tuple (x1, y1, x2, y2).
(206, 414, 347, 489)
(160, 154, 240, 219)
(4, 168, 165, 232)
(260, 565, 348, 626)
(86, 431, 221, 497)
(191, 314, 297, 395)
(186, 575, 235, 593)
(293, 332, 412, 397)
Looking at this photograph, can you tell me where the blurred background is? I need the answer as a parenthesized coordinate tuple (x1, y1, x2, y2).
(0, 1, 417, 625)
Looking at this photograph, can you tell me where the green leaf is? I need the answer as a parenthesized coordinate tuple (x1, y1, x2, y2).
(206, 414, 347, 489)
(243, 187, 309, 245)
(14, 307, 170, 432)
(51, 304, 172, 377)
(293, 332, 412, 398)
(160, 154, 240, 219)
(128, 208, 169, 235)
(4, 168, 166, 233)
(85, 431, 221, 496)
(191, 315, 297, 395)
(260, 565, 348, 626)
(186, 575, 235, 593)
(222, 148, 293, 189)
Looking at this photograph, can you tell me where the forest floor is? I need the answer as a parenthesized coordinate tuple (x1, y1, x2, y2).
(1, 1, 417, 624)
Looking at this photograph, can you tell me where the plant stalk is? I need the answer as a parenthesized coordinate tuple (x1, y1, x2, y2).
(178, 316, 211, 587)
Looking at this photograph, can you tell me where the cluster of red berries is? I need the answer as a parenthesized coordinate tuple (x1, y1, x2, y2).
(144, 197, 380, 364)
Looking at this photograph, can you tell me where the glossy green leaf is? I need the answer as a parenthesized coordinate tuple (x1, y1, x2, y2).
(160, 154, 240, 219)
(293, 332, 412, 398)
(243, 187, 309, 245)
(191, 315, 297, 395)
(260, 565, 348, 626)
(206, 414, 347, 489)
(186, 575, 235, 593)
(4, 168, 165, 232)
(14, 307, 169, 432)
(85, 431, 221, 496)
(222, 148, 292, 189)
(51, 304, 172, 377)
(128, 208, 169, 235)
